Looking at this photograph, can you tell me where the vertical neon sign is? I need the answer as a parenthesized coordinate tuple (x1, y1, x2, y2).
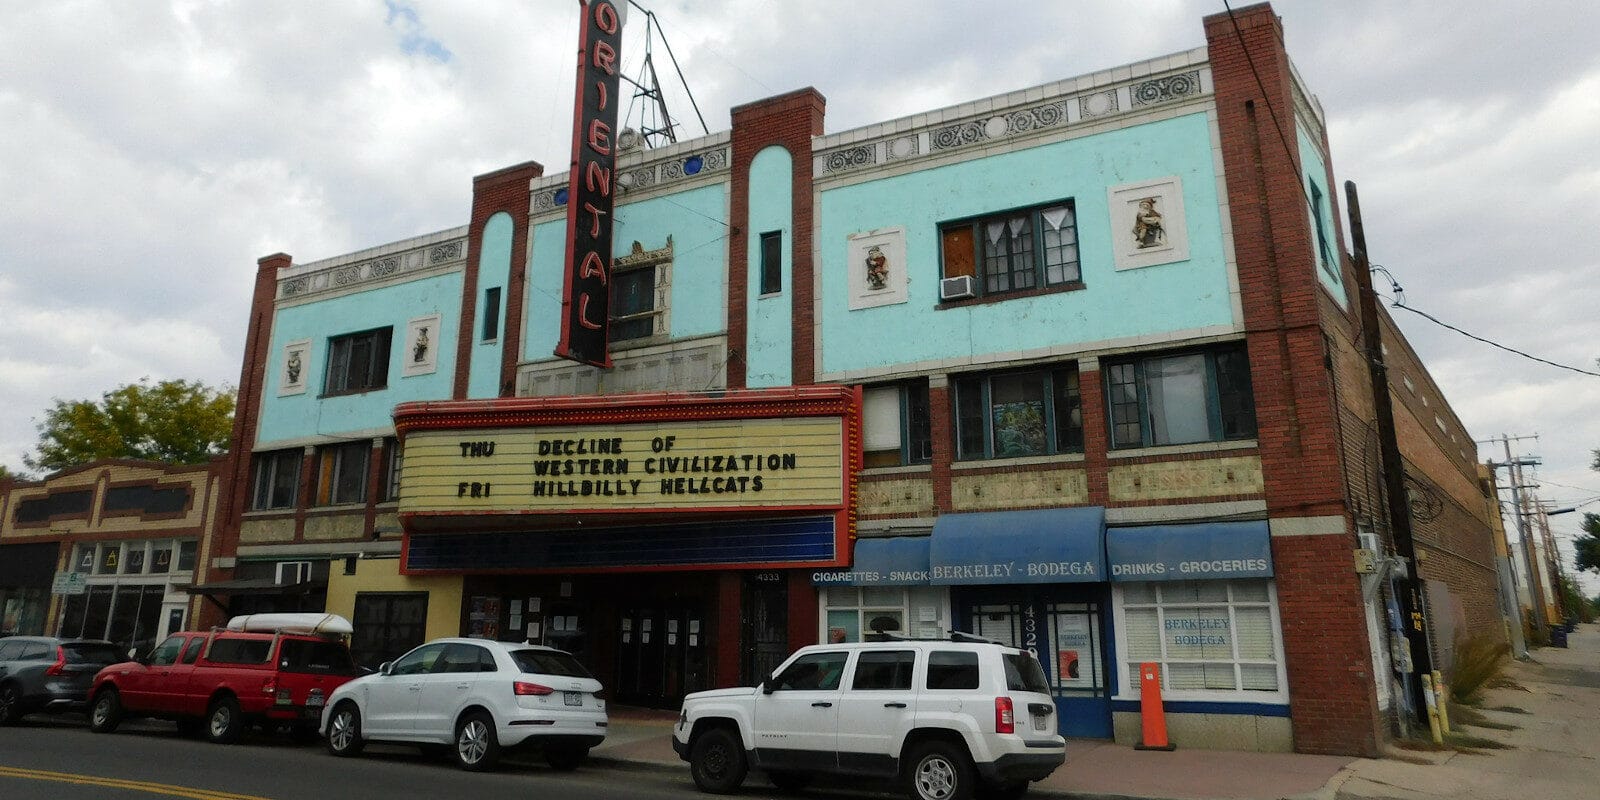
(555, 0, 626, 367)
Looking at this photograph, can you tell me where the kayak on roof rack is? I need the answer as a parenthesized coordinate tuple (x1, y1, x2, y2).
(225, 613, 354, 636)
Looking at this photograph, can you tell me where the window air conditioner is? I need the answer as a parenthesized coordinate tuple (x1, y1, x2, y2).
(939, 275, 976, 301)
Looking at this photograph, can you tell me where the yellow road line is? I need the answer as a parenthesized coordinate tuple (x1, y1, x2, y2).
(0, 765, 273, 800)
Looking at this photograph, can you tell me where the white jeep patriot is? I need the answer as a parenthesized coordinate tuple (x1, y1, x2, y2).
(673, 635, 1065, 800)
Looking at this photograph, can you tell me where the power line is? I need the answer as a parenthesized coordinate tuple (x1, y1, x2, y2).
(1388, 301, 1600, 378)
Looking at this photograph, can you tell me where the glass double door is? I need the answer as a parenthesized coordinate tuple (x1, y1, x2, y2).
(961, 586, 1112, 739)
(615, 601, 708, 708)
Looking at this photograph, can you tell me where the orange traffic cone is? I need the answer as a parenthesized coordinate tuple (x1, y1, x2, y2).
(1134, 661, 1175, 750)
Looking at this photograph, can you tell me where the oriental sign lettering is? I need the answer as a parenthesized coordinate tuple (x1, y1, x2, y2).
(555, 0, 626, 368)
(399, 418, 845, 514)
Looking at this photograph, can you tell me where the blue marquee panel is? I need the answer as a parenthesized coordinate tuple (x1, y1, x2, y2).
(811, 535, 930, 586)
(405, 516, 837, 572)
(1104, 521, 1273, 582)
(928, 507, 1107, 585)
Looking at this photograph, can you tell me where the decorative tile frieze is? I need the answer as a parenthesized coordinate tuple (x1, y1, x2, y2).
(1106, 456, 1263, 502)
(1078, 90, 1120, 118)
(815, 65, 1210, 181)
(279, 236, 467, 302)
(1129, 70, 1202, 107)
(532, 145, 731, 212)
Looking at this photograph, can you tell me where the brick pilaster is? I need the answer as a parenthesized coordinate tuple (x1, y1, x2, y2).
(455, 160, 543, 399)
(728, 88, 825, 388)
(1206, 2, 1379, 757)
(210, 253, 292, 612)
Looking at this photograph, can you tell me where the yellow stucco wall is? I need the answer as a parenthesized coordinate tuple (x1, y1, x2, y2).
(323, 556, 463, 642)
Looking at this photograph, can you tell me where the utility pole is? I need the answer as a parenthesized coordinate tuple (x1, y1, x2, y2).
(1346, 181, 1435, 728)
(1503, 441, 1548, 631)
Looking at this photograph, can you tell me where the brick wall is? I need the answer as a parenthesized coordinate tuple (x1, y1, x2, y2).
(727, 88, 825, 389)
(455, 160, 542, 399)
(1206, 3, 1381, 756)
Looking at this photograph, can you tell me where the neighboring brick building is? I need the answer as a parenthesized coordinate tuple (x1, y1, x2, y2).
(0, 459, 226, 652)
(203, 1, 1501, 757)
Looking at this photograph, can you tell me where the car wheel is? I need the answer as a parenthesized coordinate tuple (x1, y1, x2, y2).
(89, 688, 123, 734)
(175, 717, 205, 738)
(768, 769, 815, 793)
(325, 702, 365, 757)
(976, 780, 1030, 800)
(453, 711, 501, 772)
(689, 726, 748, 794)
(905, 740, 975, 800)
(205, 696, 243, 744)
(0, 683, 22, 725)
(544, 744, 589, 771)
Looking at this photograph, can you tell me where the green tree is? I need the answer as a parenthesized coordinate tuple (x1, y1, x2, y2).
(1577, 512, 1600, 575)
(0, 463, 25, 482)
(23, 378, 235, 473)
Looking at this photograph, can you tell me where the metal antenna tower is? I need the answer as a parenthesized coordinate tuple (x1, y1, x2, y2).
(620, 1, 708, 149)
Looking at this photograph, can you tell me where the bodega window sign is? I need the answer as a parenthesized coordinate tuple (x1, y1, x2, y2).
(555, 0, 628, 368)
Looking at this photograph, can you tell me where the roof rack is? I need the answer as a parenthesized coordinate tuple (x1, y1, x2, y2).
(948, 631, 1001, 645)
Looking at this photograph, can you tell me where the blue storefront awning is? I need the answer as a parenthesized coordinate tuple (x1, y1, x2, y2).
(812, 536, 930, 586)
(928, 507, 1106, 585)
(1105, 521, 1273, 582)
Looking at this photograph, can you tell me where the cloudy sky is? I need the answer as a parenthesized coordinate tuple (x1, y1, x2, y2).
(2, 1, 1597, 589)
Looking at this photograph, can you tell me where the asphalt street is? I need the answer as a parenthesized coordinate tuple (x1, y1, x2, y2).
(0, 718, 703, 800)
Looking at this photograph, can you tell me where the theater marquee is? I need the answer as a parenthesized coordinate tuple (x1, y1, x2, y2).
(401, 417, 845, 513)
(392, 387, 862, 531)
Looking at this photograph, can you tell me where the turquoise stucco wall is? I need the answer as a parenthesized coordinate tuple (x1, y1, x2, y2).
(1298, 126, 1348, 308)
(745, 146, 794, 388)
(817, 112, 1234, 376)
(468, 211, 514, 398)
(524, 182, 729, 361)
(258, 272, 461, 443)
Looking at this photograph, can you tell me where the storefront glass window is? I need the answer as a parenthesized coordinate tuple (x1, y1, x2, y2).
(1117, 579, 1282, 697)
(821, 586, 946, 643)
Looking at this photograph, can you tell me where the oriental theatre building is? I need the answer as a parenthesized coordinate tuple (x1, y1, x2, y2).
(393, 387, 860, 707)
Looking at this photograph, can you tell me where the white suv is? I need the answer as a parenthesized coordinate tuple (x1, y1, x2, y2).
(322, 639, 606, 772)
(673, 635, 1064, 800)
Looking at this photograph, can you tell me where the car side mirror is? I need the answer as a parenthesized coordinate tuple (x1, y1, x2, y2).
(379, 661, 393, 676)
(761, 676, 777, 694)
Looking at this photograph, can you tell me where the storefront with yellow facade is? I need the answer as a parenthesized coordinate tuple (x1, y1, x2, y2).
(391, 386, 860, 708)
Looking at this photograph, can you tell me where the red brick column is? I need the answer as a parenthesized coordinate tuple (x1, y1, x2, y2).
(1078, 361, 1110, 506)
(728, 88, 825, 388)
(1205, 3, 1379, 756)
(715, 571, 742, 687)
(454, 160, 543, 399)
(929, 381, 954, 512)
(210, 253, 292, 610)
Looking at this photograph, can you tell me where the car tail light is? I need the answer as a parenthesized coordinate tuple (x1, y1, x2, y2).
(995, 696, 1015, 734)
(514, 681, 554, 696)
(45, 647, 67, 677)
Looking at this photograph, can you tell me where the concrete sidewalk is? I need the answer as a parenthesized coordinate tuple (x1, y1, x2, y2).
(590, 625, 1599, 799)
(590, 704, 1354, 799)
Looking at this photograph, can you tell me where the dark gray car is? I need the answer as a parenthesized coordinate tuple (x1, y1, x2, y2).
(0, 636, 124, 724)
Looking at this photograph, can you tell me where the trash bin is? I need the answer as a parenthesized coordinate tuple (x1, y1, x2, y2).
(1549, 625, 1569, 648)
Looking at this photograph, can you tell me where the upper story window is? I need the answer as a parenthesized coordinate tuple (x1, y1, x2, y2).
(250, 449, 302, 511)
(1106, 344, 1256, 449)
(325, 327, 392, 396)
(1308, 181, 1336, 278)
(941, 201, 1080, 299)
(379, 437, 402, 503)
(863, 380, 933, 468)
(759, 230, 782, 295)
(315, 441, 370, 506)
(954, 365, 1083, 461)
(482, 287, 502, 342)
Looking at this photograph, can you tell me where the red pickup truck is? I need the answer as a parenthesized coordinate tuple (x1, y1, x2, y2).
(88, 621, 362, 744)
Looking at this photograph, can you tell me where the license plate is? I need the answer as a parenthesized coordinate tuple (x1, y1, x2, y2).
(564, 692, 583, 707)
(1032, 715, 1048, 732)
